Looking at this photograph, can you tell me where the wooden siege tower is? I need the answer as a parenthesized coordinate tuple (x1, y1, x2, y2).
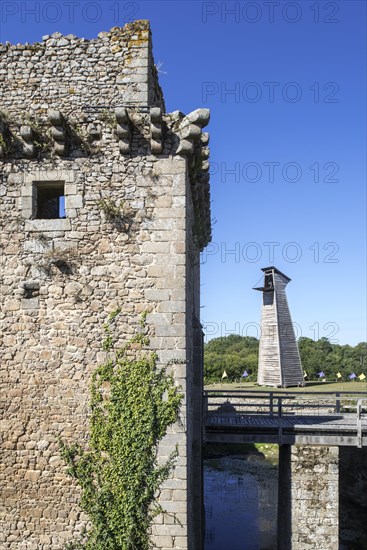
(254, 266, 304, 387)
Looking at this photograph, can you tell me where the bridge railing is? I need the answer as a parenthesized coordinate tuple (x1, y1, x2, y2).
(203, 389, 367, 418)
(203, 390, 367, 447)
(356, 399, 367, 447)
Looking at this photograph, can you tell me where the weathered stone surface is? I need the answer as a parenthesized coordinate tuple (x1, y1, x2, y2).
(278, 445, 339, 550)
(0, 19, 209, 550)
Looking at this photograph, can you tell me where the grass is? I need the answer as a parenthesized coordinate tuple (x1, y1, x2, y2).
(205, 380, 367, 393)
(204, 442, 279, 465)
(254, 443, 279, 464)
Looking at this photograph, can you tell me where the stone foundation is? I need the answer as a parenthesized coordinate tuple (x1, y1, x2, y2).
(278, 445, 339, 550)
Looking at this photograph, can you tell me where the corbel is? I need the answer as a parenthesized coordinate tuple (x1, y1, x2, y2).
(20, 125, 36, 158)
(49, 110, 68, 156)
(115, 108, 131, 155)
(150, 107, 162, 154)
(176, 109, 210, 158)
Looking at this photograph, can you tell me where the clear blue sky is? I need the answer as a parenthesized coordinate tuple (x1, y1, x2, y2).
(1, 1, 366, 345)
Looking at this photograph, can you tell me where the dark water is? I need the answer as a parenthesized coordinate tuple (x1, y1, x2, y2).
(204, 456, 278, 550)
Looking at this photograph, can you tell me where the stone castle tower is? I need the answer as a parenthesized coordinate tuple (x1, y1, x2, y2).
(0, 21, 210, 549)
(254, 266, 303, 387)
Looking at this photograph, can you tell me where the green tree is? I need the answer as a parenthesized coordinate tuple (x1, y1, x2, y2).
(297, 337, 367, 380)
(204, 334, 259, 383)
(206, 335, 367, 384)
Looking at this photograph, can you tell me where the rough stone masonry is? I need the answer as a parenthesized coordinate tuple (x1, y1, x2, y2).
(0, 20, 211, 549)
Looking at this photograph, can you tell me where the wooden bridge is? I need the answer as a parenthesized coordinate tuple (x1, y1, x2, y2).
(203, 389, 367, 447)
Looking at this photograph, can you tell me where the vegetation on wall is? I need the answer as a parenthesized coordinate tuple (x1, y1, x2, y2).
(60, 311, 183, 549)
(204, 334, 367, 384)
(97, 198, 135, 232)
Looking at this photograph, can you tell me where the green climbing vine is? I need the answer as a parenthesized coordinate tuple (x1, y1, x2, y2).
(60, 311, 183, 549)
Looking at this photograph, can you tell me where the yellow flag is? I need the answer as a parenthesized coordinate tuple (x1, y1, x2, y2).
(303, 371, 308, 378)
(337, 372, 342, 379)
(358, 373, 366, 381)
(222, 370, 228, 379)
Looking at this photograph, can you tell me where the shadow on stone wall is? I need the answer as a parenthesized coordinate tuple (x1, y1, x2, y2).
(339, 447, 367, 550)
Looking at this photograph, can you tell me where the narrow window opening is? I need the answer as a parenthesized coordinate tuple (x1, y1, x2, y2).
(265, 273, 274, 290)
(35, 182, 65, 219)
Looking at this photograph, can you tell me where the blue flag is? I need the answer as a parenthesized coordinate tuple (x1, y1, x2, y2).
(318, 371, 325, 378)
(349, 372, 356, 379)
(242, 371, 248, 378)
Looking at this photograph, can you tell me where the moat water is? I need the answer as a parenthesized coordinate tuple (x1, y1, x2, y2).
(204, 451, 278, 550)
(203, 447, 367, 550)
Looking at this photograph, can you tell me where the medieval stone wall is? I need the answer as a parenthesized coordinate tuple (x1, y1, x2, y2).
(0, 20, 164, 115)
(0, 20, 210, 550)
(278, 445, 339, 550)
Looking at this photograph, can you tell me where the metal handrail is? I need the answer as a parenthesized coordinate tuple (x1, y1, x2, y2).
(204, 392, 367, 447)
(204, 390, 367, 414)
(205, 394, 367, 411)
(356, 398, 367, 448)
(204, 389, 367, 396)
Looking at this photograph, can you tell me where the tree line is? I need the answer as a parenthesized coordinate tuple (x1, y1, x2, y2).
(204, 334, 367, 384)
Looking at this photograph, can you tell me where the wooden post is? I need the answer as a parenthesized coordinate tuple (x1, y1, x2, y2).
(278, 396, 283, 445)
(357, 399, 362, 448)
(336, 392, 340, 413)
(270, 391, 274, 416)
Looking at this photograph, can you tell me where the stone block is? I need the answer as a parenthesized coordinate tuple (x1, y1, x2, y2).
(171, 489, 186, 501)
(174, 536, 188, 548)
(21, 298, 39, 310)
(25, 219, 71, 232)
(152, 524, 186, 537)
(24, 169, 74, 185)
(155, 324, 185, 337)
(157, 301, 186, 313)
(159, 500, 186, 514)
(23, 240, 51, 253)
(153, 159, 186, 176)
(146, 313, 173, 325)
(155, 207, 185, 219)
(144, 289, 171, 301)
(141, 242, 171, 254)
(65, 195, 83, 209)
(150, 536, 174, 548)
(64, 184, 77, 195)
(25, 470, 41, 481)
(160, 479, 187, 491)
(21, 196, 33, 211)
(8, 173, 24, 184)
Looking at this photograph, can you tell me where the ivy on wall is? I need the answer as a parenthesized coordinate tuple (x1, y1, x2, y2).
(60, 311, 183, 549)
